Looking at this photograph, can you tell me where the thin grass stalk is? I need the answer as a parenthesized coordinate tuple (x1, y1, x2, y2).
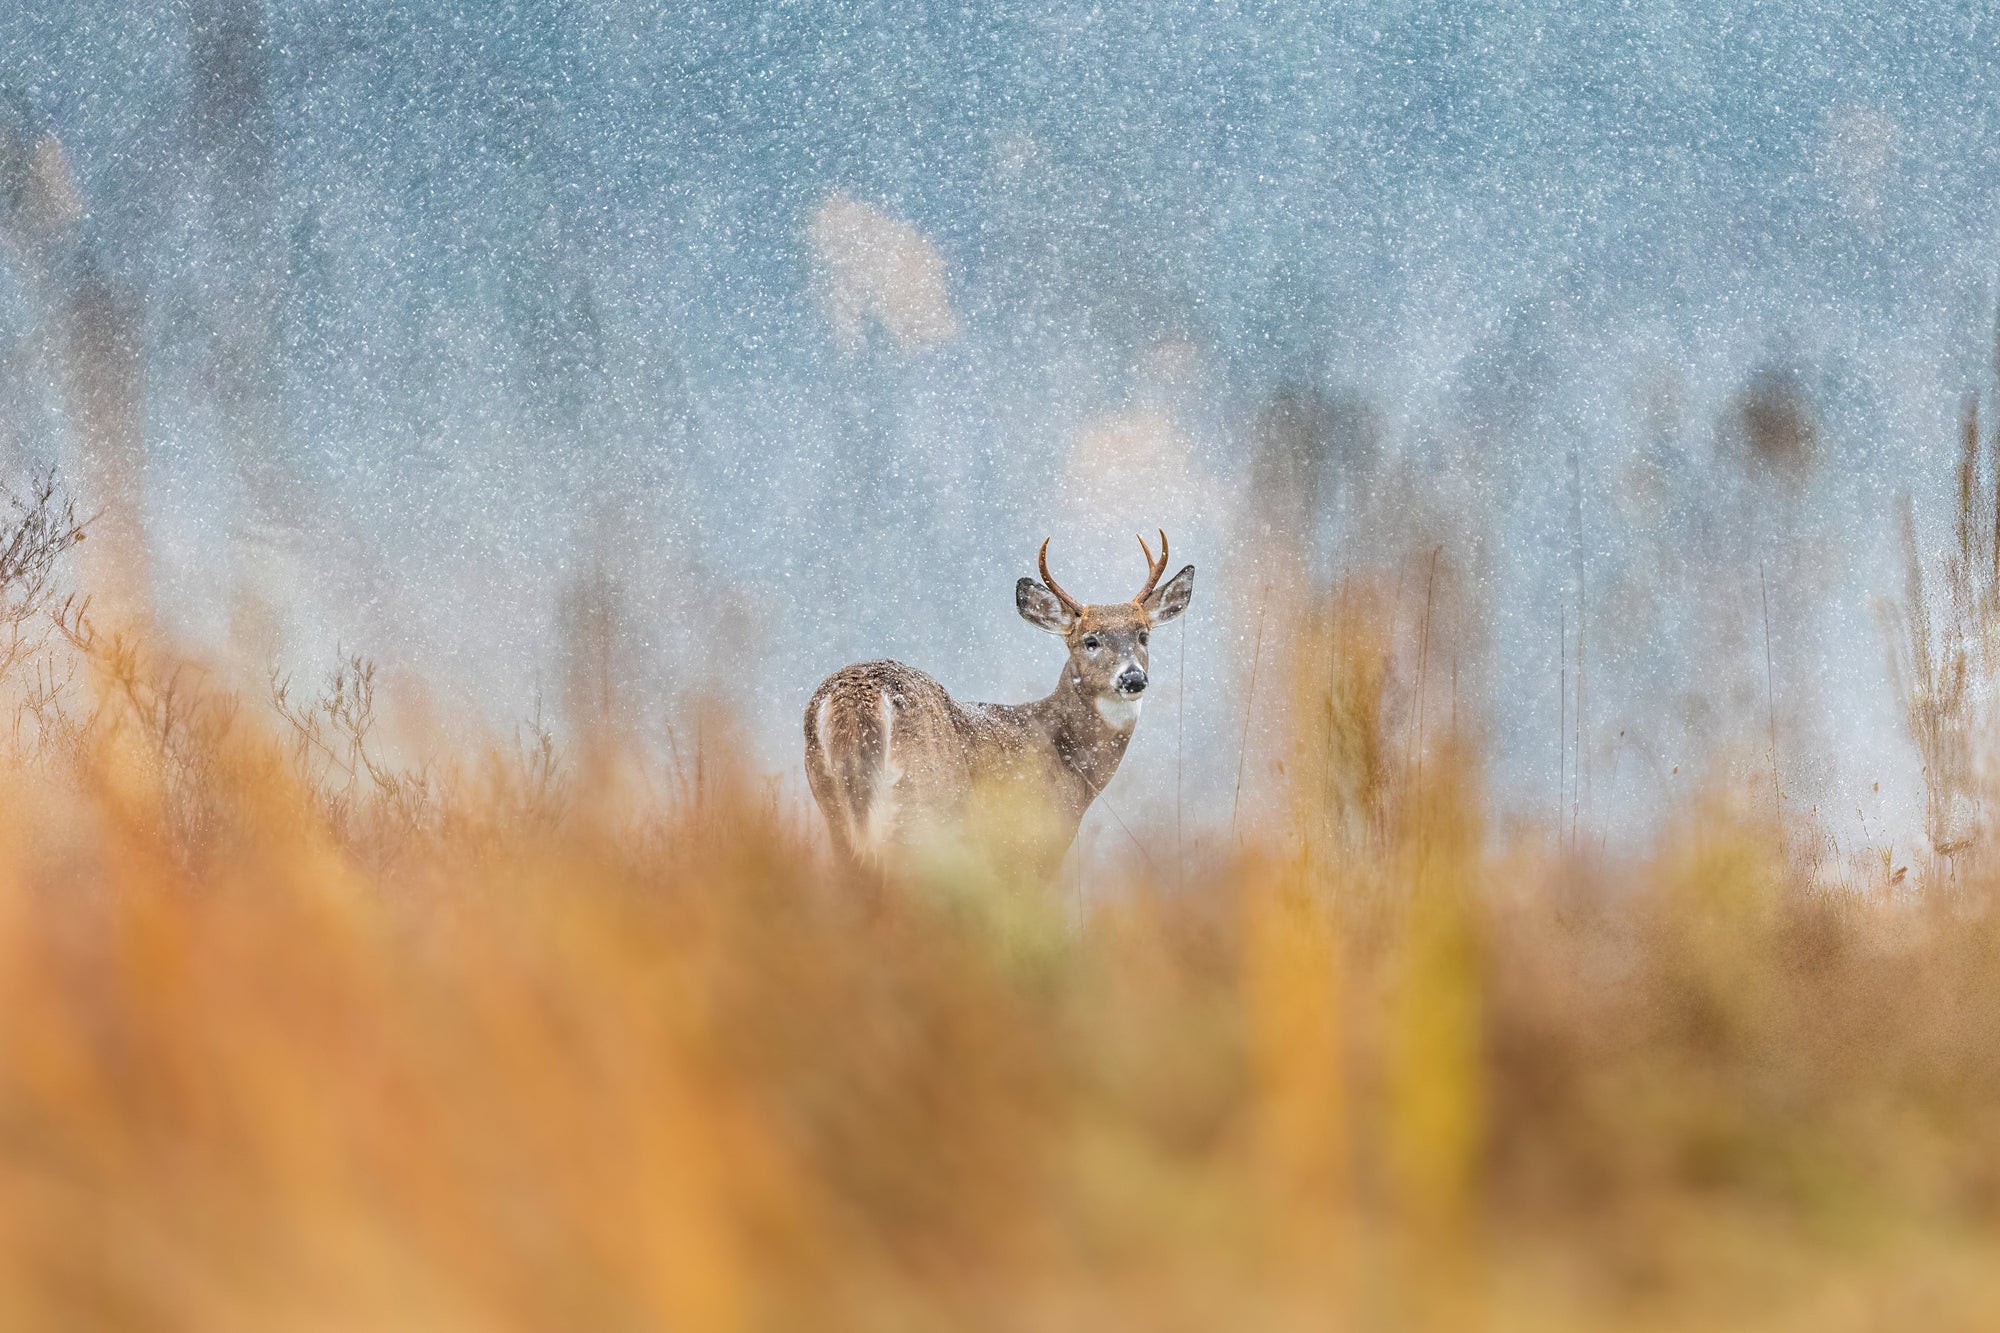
(1231, 583, 1270, 844)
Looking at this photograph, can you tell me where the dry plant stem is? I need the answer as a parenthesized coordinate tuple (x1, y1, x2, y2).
(1096, 792, 1160, 881)
(0, 470, 87, 683)
(1599, 731, 1624, 859)
(1569, 444, 1588, 850)
(1573, 599, 1585, 850)
(1763, 562, 1781, 836)
(1176, 621, 1185, 889)
(1887, 381, 1998, 870)
(1413, 544, 1441, 829)
(1231, 583, 1270, 843)
(1074, 819, 1083, 916)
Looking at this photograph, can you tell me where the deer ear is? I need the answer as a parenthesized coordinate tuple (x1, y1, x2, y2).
(1144, 564, 1195, 623)
(1017, 577, 1076, 634)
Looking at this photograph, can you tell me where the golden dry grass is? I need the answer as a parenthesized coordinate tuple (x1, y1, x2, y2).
(0, 568, 1993, 1333)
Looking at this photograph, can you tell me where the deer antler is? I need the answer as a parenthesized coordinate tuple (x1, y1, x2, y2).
(1039, 538, 1084, 617)
(1133, 529, 1169, 604)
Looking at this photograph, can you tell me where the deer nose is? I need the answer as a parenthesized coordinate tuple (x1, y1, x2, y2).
(1115, 668, 1147, 695)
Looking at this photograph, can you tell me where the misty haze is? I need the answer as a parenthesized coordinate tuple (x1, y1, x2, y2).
(3, 4, 2000, 1328)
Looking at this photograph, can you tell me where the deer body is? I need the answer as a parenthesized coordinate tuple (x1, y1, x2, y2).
(805, 534, 1194, 879)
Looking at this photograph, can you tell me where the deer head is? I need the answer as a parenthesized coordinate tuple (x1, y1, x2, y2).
(1016, 531, 1195, 726)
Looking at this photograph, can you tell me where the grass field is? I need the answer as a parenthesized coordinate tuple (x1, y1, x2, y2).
(0, 531, 1997, 1333)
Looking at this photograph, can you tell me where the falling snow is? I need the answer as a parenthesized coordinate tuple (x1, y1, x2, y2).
(4, 2, 2000, 847)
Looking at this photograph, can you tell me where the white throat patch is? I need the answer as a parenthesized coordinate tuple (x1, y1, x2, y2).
(1095, 694, 1144, 732)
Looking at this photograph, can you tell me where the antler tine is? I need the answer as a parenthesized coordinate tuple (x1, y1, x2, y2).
(1133, 528, 1169, 604)
(1038, 537, 1084, 616)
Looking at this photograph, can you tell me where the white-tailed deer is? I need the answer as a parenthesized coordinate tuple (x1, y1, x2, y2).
(805, 533, 1194, 879)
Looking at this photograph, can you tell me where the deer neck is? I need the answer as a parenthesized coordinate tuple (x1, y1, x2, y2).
(1036, 665, 1135, 798)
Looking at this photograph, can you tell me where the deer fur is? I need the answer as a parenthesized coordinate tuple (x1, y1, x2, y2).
(804, 533, 1195, 880)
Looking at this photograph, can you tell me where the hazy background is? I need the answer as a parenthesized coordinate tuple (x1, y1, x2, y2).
(5, 0, 2000, 852)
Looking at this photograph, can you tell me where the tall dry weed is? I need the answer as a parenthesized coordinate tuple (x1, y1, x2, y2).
(1884, 340, 2000, 874)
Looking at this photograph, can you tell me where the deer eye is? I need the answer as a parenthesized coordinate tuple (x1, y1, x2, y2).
(1082, 635, 1101, 650)
(1138, 630, 1149, 646)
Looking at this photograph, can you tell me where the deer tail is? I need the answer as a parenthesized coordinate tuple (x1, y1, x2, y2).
(804, 685, 891, 862)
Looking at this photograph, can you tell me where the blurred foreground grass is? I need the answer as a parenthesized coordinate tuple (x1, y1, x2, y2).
(0, 580, 1996, 1332)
